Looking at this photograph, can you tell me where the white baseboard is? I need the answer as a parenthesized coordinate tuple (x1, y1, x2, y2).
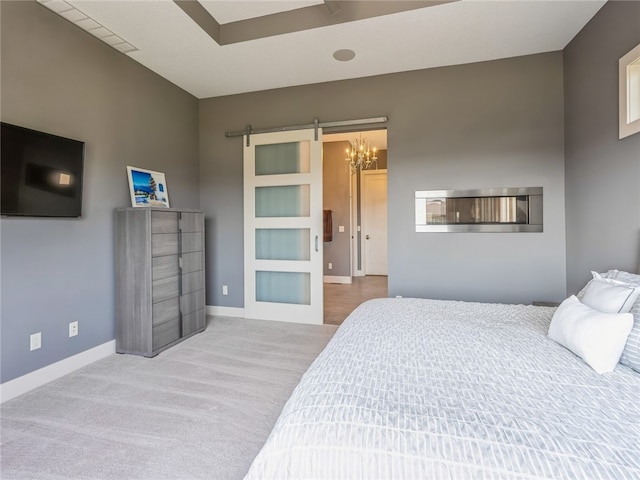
(324, 275, 352, 284)
(0, 340, 116, 404)
(206, 305, 245, 318)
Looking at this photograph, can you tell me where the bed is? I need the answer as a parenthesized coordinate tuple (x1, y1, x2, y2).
(244, 297, 640, 479)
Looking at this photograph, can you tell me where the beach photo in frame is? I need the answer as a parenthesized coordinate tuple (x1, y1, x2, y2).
(126, 166, 170, 208)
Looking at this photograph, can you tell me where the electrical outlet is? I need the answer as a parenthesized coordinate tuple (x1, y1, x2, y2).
(328, 263, 333, 270)
(69, 321, 78, 337)
(222, 285, 228, 295)
(30, 332, 42, 351)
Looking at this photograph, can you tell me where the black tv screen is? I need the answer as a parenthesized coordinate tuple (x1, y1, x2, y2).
(1, 122, 84, 217)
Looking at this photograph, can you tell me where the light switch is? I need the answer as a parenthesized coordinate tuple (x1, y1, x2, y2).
(338, 225, 345, 232)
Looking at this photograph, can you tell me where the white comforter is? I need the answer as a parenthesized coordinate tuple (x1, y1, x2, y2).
(244, 298, 640, 479)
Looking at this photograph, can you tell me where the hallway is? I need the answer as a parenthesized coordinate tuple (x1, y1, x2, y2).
(323, 276, 388, 325)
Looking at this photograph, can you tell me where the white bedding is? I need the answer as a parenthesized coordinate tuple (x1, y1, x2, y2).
(244, 298, 640, 479)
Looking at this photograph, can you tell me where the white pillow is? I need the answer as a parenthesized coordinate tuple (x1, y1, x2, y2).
(548, 296, 633, 374)
(580, 274, 640, 313)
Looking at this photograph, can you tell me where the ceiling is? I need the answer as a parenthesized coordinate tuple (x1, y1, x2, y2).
(38, 0, 606, 100)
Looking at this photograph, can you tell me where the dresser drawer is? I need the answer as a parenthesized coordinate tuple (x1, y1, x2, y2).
(152, 276, 179, 303)
(182, 251, 203, 274)
(181, 233, 203, 254)
(153, 318, 180, 350)
(182, 271, 204, 295)
(182, 308, 205, 337)
(180, 212, 204, 233)
(152, 234, 179, 256)
(152, 297, 180, 326)
(152, 255, 179, 280)
(181, 290, 204, 315)
(151, 211, 178, 233)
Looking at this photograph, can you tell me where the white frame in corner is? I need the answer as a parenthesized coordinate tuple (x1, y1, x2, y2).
(619, 43, 640, 139)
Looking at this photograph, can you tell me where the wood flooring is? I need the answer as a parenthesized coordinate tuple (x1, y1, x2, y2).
(324, 275, 388, 325)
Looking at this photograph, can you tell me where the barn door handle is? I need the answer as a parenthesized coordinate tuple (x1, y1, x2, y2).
(315, 235, 319, 252)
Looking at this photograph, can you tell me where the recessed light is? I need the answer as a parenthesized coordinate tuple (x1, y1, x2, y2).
(333, 49, 356, 62)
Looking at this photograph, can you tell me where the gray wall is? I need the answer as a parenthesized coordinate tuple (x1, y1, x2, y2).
(564, 0, 640, 294)
(323, 141, 351, 277)
(200, 51, 566, 307)
(1, 1, 199, 383)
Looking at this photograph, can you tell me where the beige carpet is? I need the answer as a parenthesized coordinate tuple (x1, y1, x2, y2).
(1, 316, 337, 480)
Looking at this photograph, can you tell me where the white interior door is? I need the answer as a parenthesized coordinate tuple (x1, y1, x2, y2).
(362, 169, 388, 275)
(244, 129, 323, 324)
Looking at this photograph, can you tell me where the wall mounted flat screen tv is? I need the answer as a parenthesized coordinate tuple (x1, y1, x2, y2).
(1, 122, 84, 217)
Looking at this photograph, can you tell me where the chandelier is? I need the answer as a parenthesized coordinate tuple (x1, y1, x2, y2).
(345, 135, 377, 174)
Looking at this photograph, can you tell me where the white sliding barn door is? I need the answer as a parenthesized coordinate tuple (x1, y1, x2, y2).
(244, 129, 323, 324)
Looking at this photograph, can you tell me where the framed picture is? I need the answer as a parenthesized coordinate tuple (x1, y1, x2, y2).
(126, 166, 170, 208)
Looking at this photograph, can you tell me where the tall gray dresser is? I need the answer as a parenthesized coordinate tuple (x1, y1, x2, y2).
(115, 207, 206, 357)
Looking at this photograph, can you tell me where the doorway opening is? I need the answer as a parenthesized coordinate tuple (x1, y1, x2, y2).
(322, 129, 388, 324)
